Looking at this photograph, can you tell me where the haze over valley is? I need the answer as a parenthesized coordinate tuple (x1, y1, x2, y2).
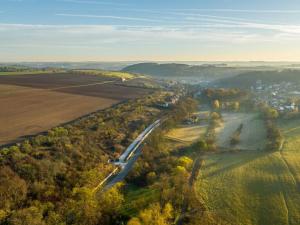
(1, 0, 300, 225)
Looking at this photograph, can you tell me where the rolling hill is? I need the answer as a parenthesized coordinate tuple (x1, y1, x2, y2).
(217, 69, 300, 88)
(122, 63, 246, 81)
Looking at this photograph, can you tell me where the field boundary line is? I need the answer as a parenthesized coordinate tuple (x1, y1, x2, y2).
(49, 80, 115, 91)
(0, 80, 115, 95)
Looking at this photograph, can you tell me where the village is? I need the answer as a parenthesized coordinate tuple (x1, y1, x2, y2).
(252, 80, 300, 113)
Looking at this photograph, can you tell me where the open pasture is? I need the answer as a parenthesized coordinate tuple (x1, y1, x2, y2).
(194, 117, 300, 225)
(195, 151, 300, 225)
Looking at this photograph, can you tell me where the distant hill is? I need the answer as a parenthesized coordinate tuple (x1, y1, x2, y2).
(122, 63, 246, 81)
(217, 69, 300, 88)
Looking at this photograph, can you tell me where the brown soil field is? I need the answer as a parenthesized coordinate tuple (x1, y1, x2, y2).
(0, 73, 114, 89)
(0, 73, 151, 146)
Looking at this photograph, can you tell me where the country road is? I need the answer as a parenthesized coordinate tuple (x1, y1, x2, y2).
(104, 148, 142, 190)
(94, 119, 161, 192)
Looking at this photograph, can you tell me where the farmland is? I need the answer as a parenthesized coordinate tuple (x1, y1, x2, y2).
(0, 72, 151, 145)
(0, 71, 60, 76)
(194, 116, 300, 225)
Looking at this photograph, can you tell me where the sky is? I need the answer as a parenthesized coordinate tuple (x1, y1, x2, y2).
(2, 0, 300, 62)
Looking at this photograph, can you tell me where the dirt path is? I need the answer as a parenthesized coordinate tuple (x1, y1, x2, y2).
(283, 192, 291, 225)
(280, 142, 299, 190)
(278, 139, 300, 225)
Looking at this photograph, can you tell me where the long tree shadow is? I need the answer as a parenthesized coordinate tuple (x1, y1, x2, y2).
(201, 150, 274, 179)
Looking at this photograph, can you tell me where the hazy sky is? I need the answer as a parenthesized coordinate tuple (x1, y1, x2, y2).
(2, 0, 300, 62)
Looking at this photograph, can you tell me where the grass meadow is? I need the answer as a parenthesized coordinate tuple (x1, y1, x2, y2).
(120, 184, 159, 217)
(165, 124, 207, 145)
(195, 151, 300, 225)
(216, 113, 267, 150)
(194, 116, 300, 225)
(72, 70, 138, 79)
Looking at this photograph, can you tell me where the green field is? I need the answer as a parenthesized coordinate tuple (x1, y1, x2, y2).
(195, 118, 300, 225)
(216, 113, 267, 150)
(279, 119, 300, 189)
(120, 185, 159, 217)
(72, 69, 138, 79)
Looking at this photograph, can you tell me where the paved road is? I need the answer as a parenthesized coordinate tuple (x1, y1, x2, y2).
(104, 148, 142, 190)
(119, 119, 160, 162)
(93, 119, 161, 192)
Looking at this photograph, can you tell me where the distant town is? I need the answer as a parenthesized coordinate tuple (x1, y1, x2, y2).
(252, 80, 300, 113)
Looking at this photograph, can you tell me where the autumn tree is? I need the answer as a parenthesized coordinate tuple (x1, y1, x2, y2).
(212, 100, 220, 110)
(64, 187, 101, 225)
(177, 156, 193, 171)
(264, 108, 279, 120)
(128, 203, 174, 225)
(0, 166, 27, 210)
(233, 101, 240, 111)
(8, 207, 45, 225)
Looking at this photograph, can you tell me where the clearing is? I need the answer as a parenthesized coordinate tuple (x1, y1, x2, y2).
(165, 124, 207, 144)
(165, 108, 208, 146)
(216, 112, 267, 150)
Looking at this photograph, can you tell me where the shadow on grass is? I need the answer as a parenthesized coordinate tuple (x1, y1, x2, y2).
(202, 150, 274, 179)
